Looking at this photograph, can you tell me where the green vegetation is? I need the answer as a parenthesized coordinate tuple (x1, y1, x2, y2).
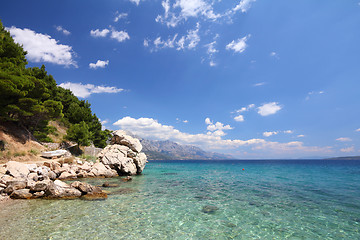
(0, 19, 110, 148)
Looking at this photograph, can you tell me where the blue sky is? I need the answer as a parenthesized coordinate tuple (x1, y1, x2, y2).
(2, 0, 360, 158)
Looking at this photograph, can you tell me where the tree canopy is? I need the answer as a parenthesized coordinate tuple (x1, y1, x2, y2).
(0, 19, 110, 148)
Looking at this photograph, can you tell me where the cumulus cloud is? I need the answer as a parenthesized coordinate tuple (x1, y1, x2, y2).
(257, 102, 282, 116)
(336, 137, 352, 142)
(297, 135, 305, 138)
(7, 26, 77, 67)
(114, 12, 128, 22)
(55, 26, 70, 35)
(90, 29, 110, 37)
(340, 146, 354, 153)
(263, 131, 278, 137)
(145, 23, 200, 51)
(284, 130, 294, 134)
(234, 115, 244, 122)
(355, 128, 360, 132)
(111, 30, 130, 42)
(89, 60, 109, 69)
(59, 82, 124, 98)
(90, 28, 129, 42)
(205, 118, 233, 137)
(113, 116, 333, 157)
(226, 34, 251, 53)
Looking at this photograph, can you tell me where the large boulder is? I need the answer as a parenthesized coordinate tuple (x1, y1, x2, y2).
(90, 163, 117, 178)
(98, 132, 147, 175)
(111, 130, 142, 153)
(44, 180, 82, 199)
(5, 161, 29, 179)
(10, 189, 33, 199)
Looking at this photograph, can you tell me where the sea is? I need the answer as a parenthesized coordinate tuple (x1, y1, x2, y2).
(0, 160, 360, 239)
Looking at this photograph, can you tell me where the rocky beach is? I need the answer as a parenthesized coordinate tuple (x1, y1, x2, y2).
(0, 131, 147, 202)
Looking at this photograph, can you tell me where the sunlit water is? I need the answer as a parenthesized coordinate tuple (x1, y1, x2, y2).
(1, 160, 360, 239)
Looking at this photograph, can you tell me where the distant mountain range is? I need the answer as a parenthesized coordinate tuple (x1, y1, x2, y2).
(325, 156, 360, 160)
(125, 132, 233, 160)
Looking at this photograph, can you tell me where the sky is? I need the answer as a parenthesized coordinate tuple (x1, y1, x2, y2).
(1, 0, 360, 159)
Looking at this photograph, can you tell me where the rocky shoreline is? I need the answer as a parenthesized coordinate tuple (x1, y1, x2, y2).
(0, 130, 147, 202)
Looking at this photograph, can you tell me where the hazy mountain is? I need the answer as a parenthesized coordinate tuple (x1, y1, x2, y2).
(124, 131, 233, 160)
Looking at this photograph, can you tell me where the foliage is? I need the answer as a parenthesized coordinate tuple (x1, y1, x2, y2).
(0, 19, 110, 146)
(66, 121, 92, 148)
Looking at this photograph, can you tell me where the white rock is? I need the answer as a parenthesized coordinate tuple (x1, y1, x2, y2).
(111, 130, 142, 153)
(5, 161, 29, 179)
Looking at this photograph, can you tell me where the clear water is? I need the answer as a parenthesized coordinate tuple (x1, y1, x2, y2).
(1, 160, 360, 239)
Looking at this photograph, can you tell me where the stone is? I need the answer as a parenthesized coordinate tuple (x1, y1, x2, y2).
(30, 180, 51, 192)
(0, 187, 4, 193)
(76, 171, 88, 178)
(5, 161, 30, 179)
(134, 152, 147, 174)
(79, 161, 92, 172)
(10, 189, 33, 199)
(28, 172, 39, 182)
(58, 171, 77, 180)
(102, 182, 119, 187)
(5, 180, 27, 194)
(90, 162, 116, 177)
(33, 191, 45, 198)
(201, 205, 219, 214)
(47, 171, 57, 180)
(70, 181, 96, 194)
(122, 176, 132, 182)
(44, 180, 82, 199)
(111, 130, 142, 153)
(80, 191, 107, 201)
(26, 164, 38, 173)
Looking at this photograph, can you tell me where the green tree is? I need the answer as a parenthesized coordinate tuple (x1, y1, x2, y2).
(66, 121, 92, 150)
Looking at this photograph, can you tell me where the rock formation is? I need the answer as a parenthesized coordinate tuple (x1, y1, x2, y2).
(98, 130, 147, 175)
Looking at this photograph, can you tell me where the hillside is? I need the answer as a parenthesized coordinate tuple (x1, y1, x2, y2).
(325, 156, 360, 160)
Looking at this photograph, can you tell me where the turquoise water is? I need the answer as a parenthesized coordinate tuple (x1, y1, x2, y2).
(1, 160, 360, 239)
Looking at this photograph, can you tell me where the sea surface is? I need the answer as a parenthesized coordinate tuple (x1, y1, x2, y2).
(1, 160, 360, 239)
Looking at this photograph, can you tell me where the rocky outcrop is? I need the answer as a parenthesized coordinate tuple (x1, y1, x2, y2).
(98, 130, 147, 175)
(0, 161, 108, 200)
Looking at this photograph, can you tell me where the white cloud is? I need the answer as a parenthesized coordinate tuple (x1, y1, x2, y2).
(90, 28, 110, 37)
(257, 102, 282, 116)
(89, 60, 109, 69)
(90, 28, 129, 43)
(55, 26, 70, 35)
(340, 146, 354, 153)
(226, 34, 251, 53)
(113, 116, 333, 157)
(234, 115, 244, 122)
(156, 0, 220, 27)
(59, 82, 124, 98)
(146, 23, 200, 51)
(235, 104, 255, 113)
(209, 61, 217, 67)
(183, 120, 189, 123)
(111, 30, 130, 42)
(284, 130, 293, 134)
(336, 137, 352, 142)
(129, 0, 140, 5)
(355, 128, 360, 132)
(297, 135, 305, 138)
(7, 26, 77, 67)
(263, 131, 278, 137)
(253, 82, 265, 87)
(114, 12, 128, 22)
(233, 0, 256, 13)
(306, 90, 324, 100)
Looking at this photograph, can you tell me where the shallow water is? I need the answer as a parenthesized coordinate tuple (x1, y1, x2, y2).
(1, 160, 360, 239)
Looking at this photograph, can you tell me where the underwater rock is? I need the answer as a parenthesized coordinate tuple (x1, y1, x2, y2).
(201, 205, 219, 214)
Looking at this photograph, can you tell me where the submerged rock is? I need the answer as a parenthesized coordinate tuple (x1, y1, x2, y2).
(201, 205, 219, 214)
